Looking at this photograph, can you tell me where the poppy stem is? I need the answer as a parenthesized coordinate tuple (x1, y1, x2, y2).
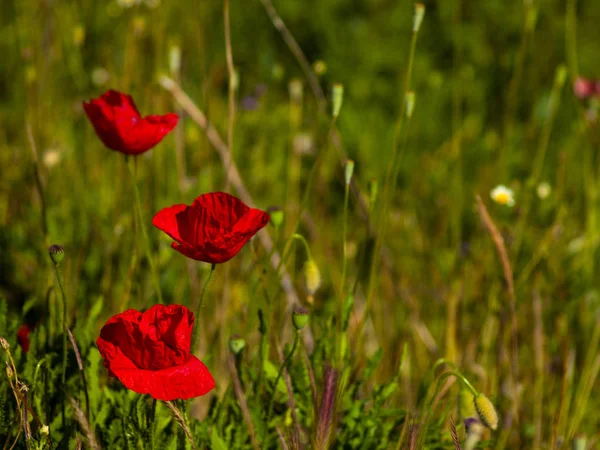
(265, 330, 301, 425)
(51, 259, 68, 428)
(126, 157, 164, 305)
(191, 263, 216, 353)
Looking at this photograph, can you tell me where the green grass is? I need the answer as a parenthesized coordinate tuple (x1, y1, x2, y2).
(1, 0, 600, 448)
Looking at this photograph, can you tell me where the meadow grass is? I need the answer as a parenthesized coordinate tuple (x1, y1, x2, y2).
(1, 0, 600, 448)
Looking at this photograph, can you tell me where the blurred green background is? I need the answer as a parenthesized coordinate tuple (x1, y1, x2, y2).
(1, 0, 600, 446)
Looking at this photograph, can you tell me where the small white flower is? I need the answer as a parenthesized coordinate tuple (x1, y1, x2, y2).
(490, 185, 515, 207)
(42, 149, 62, 169)
(537, 182, 551, 199)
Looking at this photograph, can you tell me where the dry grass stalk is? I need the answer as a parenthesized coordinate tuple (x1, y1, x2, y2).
(227, 355, 260, 450)
(163, 401, 198, 450)
(476, 195, 520, 419)
(67, 395, 101, 450)
(449, 415, 462, 450)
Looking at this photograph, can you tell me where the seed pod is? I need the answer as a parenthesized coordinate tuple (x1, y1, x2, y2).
(48, 244, 65, 265)
(292, 306, 309, 330)
(229, 335, 246, 355)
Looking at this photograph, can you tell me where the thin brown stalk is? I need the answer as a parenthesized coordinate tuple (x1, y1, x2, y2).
(449, 415, 462, 450)
(159, 76, 300, 309)
(26, 122, 48, 241)
(275, 427, 290, 450)
(532, 289, 544, 450)
(258, 0, 326, 110)
(67, 395, 101, 450)
(223, 0, 236, 190)
(475, 195, 519, 418)
(67, 327, 91, 421)
(164, 401, 198, 450)
(227, 355, 259, 450)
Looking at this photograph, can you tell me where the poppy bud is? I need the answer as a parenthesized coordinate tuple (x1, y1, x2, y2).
(48, 244, 65, 265)
(405, 91, 416, 119)
(474, 393, 498, 430)
(0, 336, 9, 350)
(229, 335, 246, 355)
(268, 206, 284, 229)
(332, 83, 344, 119)
(458, 386, 477, 420)
(169, 45, 182, 75)
(303, 259, 321, 296)
(292, 306, 309, 330)
(6, 362, 13, 379)
(344, 160, 355, 186)
(413, 3, 425, 33)
(555, 65, 568, 88)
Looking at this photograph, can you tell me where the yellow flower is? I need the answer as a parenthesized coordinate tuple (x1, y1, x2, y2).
(490, 185, 515, 207)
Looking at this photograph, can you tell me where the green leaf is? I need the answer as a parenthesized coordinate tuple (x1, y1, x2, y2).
(210, 427, 228, 450)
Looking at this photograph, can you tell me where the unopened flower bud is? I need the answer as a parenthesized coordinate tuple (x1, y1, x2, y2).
(169, 45, 182, 75)
(292, 306, 309, 330)
(474, 393, 498, 430)
(344, 160, 354, 186)
(303, 259, 321, 296)
(332, 83, 344, 118)
(268, 206, 284, 229)
(555, 64, 568, 88)
(0, 336, 9, 350)
(413, 3, 425, 33)
(229, 335, 246, 355)
(405, 91, 416, 119)
(48, 244, 65, 265)
(6, 362, 14, 379)
(458, 387, 477, 420)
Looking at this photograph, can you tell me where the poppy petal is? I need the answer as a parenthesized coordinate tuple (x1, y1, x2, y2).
(109, 355, 215, 401)
(153, 192, 270, 264)
(83, 90, 179, 155)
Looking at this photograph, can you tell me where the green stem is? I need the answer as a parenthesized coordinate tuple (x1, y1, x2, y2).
(52, 262, 68, 427)
(126, 156, 164, 305)
(266, 330, 300, 424)
(191, 264, 216, 353)
(337, 181, 350, 364)
(365, 20, 421, 337)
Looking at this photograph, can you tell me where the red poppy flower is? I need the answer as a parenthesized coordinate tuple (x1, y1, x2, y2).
(152, 192, 271, 264)
(573, 77, 600, 100)
(17, 324, 32, 353)
(83, 90, 179, 155)
(96, 304, 214, 400)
